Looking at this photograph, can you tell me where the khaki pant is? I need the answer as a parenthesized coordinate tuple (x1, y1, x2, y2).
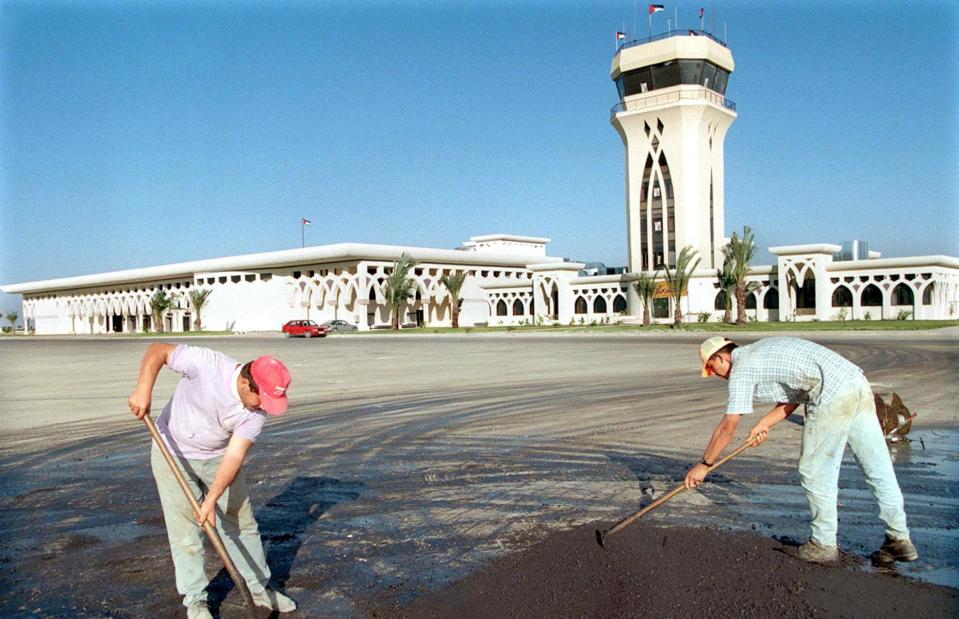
(151, 443, 271, 607)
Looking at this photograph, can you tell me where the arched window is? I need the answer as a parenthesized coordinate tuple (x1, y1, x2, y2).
(574, 297, 588, 314)
(745, 292, 757, 310)
(831, 286, 853, 308)
(512, 298, 524, 316)
(593, 296, 608, 313)
(892, 284, 913, 306)
(612, 295, 627, 313)
(763, 289, 779, 309)
(861, 284, 883, 307)
(714, 290, 728, 311)
(922, 284, 935, 305)
(496, 300, 508, 316)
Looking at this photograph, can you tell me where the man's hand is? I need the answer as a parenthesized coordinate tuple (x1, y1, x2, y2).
(748, 422, 771, 445)
(128, 387, 152, 419)
(684, 463, 709, 489)
(197, 498, 216, 528)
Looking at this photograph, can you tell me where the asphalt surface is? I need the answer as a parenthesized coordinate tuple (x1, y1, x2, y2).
(0, 331, 957, 617)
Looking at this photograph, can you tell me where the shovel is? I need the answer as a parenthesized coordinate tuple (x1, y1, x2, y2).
(595, 436, 759, 548)
(142, 414, 259, 618)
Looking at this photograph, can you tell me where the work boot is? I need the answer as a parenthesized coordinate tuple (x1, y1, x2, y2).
(252, 587, 298, 613)
(872, 535, 919, 563)
(186, 601, 213, 619)
(796, 539, 839, 564)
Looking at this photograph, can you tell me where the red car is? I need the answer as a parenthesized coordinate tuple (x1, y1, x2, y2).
(281, 320, 330, 338)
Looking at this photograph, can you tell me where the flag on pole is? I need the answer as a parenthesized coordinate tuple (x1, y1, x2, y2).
(301, 218, 311, 226)
(615, 31, 626, 41)
(649, 4, 665, 15)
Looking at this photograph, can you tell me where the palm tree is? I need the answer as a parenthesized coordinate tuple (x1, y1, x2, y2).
(663, 246, 701, 327)
(440, 271, 468, 328)
(634, 271, 657, 326)
(383, 253, 417, 330)
(715, 255, 736, 323)
(188, 288, 212, 332)
(726, 226, 758, 325)
(5, 311, 18, 332)
(150, 290, 174, 333)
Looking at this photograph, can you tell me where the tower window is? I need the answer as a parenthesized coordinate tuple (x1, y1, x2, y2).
(702, 63, 717, 88)
(679, 60, 703, 84)
(651, 62, 681, 89)
(713, 69, 729, 94)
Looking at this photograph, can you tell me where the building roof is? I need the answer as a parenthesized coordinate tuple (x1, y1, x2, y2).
(1, 242, 562, 294)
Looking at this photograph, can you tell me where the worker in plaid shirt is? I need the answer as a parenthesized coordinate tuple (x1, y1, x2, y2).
(686, 336, 917, 565)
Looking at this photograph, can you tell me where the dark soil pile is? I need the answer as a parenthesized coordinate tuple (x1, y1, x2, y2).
(374, 522, 958, 618)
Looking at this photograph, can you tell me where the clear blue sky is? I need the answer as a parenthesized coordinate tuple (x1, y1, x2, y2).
(1, 0, 957, 316)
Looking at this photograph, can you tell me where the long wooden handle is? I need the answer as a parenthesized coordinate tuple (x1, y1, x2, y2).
(142, 415, 259, 618)
(605, 436, 758, 538)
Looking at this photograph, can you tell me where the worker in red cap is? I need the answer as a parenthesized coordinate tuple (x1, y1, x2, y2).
(128, 343, 296, 618)
(687, 336, 916, 566)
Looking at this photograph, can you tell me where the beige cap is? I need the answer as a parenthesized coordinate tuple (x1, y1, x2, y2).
(699, 336, 734, 377)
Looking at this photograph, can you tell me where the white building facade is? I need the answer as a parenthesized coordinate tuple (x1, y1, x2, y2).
(4, 236, 562, 334)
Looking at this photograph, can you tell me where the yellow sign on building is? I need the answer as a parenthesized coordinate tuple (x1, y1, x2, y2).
(653, 282, 680, 299)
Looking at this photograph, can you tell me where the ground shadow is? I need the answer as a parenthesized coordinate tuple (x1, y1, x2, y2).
(206, 476, 363, 615)
(607, 451, 753, 510)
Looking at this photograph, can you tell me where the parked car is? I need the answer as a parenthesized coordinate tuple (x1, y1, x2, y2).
(321, 319, 358, 333)
(281, 320, 330, 338)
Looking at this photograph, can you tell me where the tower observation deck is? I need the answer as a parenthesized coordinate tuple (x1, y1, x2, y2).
(610, 30, 736, 272)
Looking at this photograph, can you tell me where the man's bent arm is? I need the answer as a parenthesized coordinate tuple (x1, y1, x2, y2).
(684, 414, 740, 489)
(197, 435, 253, 527)
(702, 413, 741, 465)
(128, 343, 177, 419)
(748, 402, 799, 445)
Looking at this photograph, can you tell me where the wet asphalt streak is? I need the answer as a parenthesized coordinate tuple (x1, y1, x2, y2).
(0, 332, 957, 617)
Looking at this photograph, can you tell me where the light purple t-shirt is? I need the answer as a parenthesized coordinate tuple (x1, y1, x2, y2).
(156, 345, 266, 460)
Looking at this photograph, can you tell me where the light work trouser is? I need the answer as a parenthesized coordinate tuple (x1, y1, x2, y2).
(798, 374, 910, 547)
(151, 443, 271, 607)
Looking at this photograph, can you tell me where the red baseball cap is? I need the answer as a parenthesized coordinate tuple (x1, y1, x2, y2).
(250, 356, 291, 416)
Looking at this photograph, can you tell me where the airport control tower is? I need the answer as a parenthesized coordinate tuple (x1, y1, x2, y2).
(610, 31, 736, 272)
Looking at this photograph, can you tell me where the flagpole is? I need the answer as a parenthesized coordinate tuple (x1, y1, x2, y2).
(301, 220, 304, 248)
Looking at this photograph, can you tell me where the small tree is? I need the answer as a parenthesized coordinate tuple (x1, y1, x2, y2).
(5, 311, 18, 331)
(634, 271, 657, 326)
(440, 271, 468, 328)
(715, 255, 736, 323)
(188, 288, 212, 332)
(150, 290, 174, 333)
(663, 246, 701, 327)
(383, 253, 417, 330)
(726, 226, 758, 325)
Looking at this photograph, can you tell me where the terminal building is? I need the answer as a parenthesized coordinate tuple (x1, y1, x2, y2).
(3, 30, 957, 333)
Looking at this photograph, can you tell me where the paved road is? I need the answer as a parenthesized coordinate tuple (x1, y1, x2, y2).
(0, 332, 956, 616)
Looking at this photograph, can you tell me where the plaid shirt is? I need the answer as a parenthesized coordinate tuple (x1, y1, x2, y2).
(726, 337, 864, 414)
